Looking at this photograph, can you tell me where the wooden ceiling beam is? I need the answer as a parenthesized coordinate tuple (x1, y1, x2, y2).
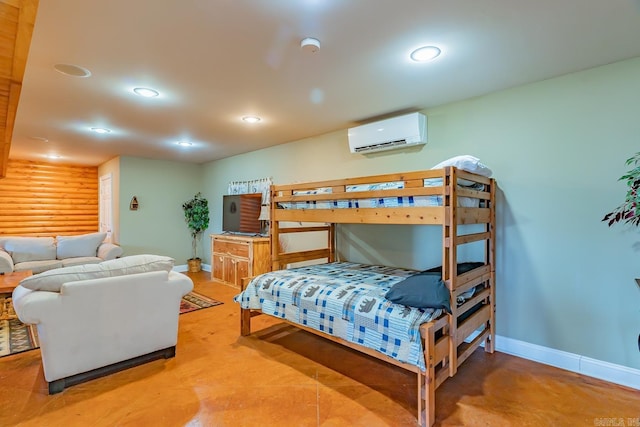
(0, 0, 39, 178)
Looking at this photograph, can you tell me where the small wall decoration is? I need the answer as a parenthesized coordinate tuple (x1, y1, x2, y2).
(129, 196, 139, 211)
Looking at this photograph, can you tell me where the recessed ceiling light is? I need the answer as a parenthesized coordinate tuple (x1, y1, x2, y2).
(242, 116, 261, 124)
(30, 136, 49, 142)
(47, 154, 62, 159)
(410, 46, 442, 62)
(54, 64, 92, 77)
(91, 127, 111, 134)
(176, 141, 193, 147)
(133, 87, 160, 97)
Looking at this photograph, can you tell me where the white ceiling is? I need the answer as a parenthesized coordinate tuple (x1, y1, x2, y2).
(10, 0, 640, 166)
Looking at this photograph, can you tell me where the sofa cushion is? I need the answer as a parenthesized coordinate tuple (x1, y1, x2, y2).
(14, 260, 64, 274)
(4, 237, 57, 264)
(0, 236, 11, 249)
(0, 249, 13, 273)
(56, 232, 107, 259)
(61, 257, 102, 268)
(19, 254, 175, 292)
(97, 243, 123, 261)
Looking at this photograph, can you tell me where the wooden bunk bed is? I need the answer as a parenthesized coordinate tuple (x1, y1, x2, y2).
(237, 166, 496, 427)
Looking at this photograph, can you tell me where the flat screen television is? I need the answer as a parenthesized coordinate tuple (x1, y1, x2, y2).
(222, 193, 262, 234)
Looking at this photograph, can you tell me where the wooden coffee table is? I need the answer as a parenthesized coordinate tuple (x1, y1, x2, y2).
(0, 270, 32, 294)
(0, 270, 32, 320)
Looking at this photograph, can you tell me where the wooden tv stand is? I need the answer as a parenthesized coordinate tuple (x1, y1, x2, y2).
(210, 234, 270, 288)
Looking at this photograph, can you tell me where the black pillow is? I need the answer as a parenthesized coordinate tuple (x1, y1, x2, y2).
(423, 261, 485, 276)
(385, 272, 451, 313)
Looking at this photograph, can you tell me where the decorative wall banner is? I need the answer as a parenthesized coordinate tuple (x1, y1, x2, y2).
(227, 177, 272, 205)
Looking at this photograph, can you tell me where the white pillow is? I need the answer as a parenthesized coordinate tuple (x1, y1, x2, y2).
(19, 254, 175, 292)
(56, 232, 106, 259)
(4, 237, 57, 263)
(431, 155, 493, 177)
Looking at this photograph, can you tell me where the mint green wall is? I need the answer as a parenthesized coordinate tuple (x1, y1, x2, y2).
(201, 56, 640, 369)
(118, 156, 203, 262)
(427, 58, 640, 371)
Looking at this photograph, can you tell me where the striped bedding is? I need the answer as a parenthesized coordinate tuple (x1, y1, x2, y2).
(234, 262, 443, 371)
(278, 179, 481, 210)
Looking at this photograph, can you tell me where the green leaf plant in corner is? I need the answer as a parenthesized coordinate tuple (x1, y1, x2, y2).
(182, 192, 210, 262)
(602, 152, 640, 351)
(602, 152, 640, 227)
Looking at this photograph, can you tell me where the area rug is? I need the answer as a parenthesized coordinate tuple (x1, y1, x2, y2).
(0, 318, 38, 357)
(180, 291, 223, 314)
(0, 292, 222, 358)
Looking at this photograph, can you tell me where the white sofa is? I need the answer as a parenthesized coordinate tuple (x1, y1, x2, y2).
(0, 233, 122, 274)
(11, 254, 193, 394)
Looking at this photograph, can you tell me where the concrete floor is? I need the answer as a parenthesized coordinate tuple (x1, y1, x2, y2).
(0, 271, 637, 426)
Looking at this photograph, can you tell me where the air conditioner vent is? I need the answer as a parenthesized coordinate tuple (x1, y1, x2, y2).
(354, 139, 408, 153)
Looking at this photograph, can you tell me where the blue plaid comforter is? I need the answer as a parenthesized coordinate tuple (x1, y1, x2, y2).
(234, 262, 442, 371)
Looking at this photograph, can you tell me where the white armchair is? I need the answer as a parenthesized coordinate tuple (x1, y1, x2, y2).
(11, 256, 193, 394)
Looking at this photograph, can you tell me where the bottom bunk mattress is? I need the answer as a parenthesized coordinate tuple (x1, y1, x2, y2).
(234, 262, 443, 371)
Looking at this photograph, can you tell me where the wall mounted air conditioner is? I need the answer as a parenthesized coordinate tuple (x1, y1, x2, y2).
(348, 112, 426, 154)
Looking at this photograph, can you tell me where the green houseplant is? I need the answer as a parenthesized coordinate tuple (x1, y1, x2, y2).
(602, 152, 640, 352)
(182, 192, 210, 272)
(602, 152, 640, 226)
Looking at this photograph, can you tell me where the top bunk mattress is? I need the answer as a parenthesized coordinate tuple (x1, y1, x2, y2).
(278, 178, 482, 210)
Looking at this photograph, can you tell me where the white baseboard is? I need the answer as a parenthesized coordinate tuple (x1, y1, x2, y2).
(173, 263, 211, 273)
(493, 335, 640, 390)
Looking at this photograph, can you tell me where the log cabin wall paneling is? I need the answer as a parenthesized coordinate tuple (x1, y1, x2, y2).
(0, 159, 99, 236)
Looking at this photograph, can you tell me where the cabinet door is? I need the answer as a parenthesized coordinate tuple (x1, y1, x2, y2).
(236, 259, 249, 287)
(212, 254, 224, 281)
(223, 257, 236, 285)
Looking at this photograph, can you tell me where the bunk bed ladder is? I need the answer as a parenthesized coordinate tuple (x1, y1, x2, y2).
(486, 177, 497, 353)
(444, 166, 459, 378)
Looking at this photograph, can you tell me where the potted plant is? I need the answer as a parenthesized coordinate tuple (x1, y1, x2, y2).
(602, 152, 640, 352)
(182, 192, 210, 272)
(602, 152, 640, 226)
